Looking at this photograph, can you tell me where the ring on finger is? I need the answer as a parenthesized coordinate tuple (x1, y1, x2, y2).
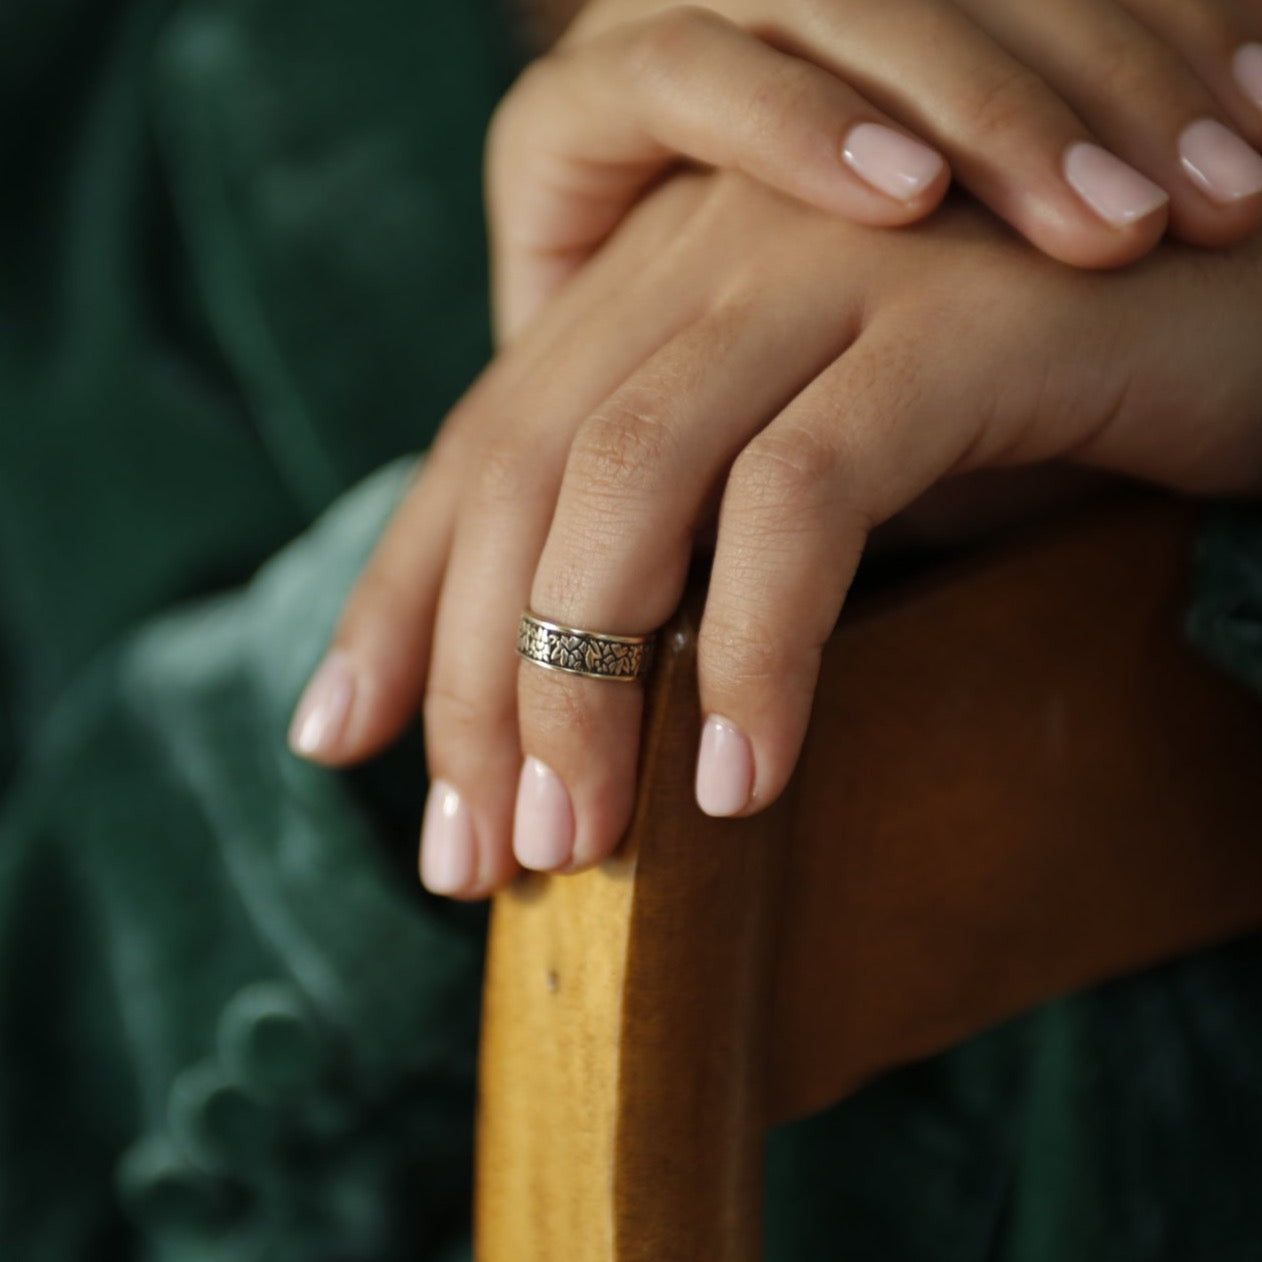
(517, 612, 656, 683)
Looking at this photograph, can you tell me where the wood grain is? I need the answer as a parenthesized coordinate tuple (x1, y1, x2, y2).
(476, 493, 1262, 1261)
(767, 494, 1262, 1123)
(477, 605, 783, 1261)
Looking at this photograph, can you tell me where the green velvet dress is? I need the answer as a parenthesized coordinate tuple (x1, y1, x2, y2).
(2, 2, 1261, 1258)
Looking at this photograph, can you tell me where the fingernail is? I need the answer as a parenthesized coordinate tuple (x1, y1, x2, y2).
(842, 122, 946, 202)
(419, 781, 476, 894)
(288, 650, 355, 758)
(513, 757, 574, 871)
(1233, 43, 1262, 111)
(1179, 118, 1262, 203)
(695, 716, 754, 817)
(1063, 142, 1168, 226)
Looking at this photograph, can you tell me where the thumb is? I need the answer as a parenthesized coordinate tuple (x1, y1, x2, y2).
(486, 7, 947, 343)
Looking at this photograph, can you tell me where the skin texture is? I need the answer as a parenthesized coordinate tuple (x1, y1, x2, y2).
(290, 169, 1262, 898)
(489, 0, 1262, 340)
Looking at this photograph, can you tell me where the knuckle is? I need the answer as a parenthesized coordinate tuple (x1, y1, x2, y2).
(743, 59, 823, 153)
(423, 684, 504, 747)
(474, 433, 536, 510)
(492, 57, 552, 130)
(698, 614, 785, 694)
(956, 61, 1055, 146)
(486, 64, 540, 159)
(729, 425, 837, 513)
(485, 87, 518, 158)
(485, 57, 564, 204)
(1079, 34, 1197, 116)
(521, 672, 600, 746)
(629, 5, 725, 74)
(568, 394, 679, 502)
(700, 608, 828, 719)
(341, 563, 414, 635)
(532, 560, 600, 627)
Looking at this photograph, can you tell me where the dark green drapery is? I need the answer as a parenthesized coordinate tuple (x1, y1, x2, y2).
(3, 2, 1261, 1258)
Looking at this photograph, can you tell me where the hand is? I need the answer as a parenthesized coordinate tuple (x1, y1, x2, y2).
(490, 0, 1262, 339)
(289, 170, 1262, 898)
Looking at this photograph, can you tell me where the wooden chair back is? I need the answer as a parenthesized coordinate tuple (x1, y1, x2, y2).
(476, 494, 1262, 1262)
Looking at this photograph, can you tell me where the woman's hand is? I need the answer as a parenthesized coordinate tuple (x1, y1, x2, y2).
(490, 0, 1262, 339)
(289, 170, 1262, 898)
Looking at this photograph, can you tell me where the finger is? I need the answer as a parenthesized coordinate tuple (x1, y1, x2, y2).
(780, 0, 1170, 268)
(1117, 0, 1262, 142)
(286, 448, 459, 766)
(960, 0, 1262, 246)
(515, 290, 856, 874)
(418, 227, 713, 897)
(289, 185, 693, 773)
(1235, 41, 1262, 124)
(287, 339, 573, 768)
(695, 317, 1026, 817)
(488, 5, 948, 341)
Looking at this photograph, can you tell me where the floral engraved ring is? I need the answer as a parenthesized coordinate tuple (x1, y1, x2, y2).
(517, 612, 655, 683)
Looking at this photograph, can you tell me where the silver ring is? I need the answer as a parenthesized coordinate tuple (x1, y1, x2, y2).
(517, 612, 655, 683)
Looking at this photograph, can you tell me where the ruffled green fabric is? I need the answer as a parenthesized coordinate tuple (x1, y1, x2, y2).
(3, 1, 1262, 1259)
(2, 463, 487, 1260)
(0, 1, 508, 1255)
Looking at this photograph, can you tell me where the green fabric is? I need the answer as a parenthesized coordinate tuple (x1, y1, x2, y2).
(2, 464, 487, 1260)
(3, 2, 1262, 1259)
(0, 2, 509, 1256)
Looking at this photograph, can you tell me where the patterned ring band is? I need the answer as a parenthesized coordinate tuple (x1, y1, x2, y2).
(517, 612, 655, 683)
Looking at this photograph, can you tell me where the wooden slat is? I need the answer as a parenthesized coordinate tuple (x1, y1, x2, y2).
(476, 603, 783, 1261)
(476, 493, 1262, 1260)
(767, 495, 1262, 1123)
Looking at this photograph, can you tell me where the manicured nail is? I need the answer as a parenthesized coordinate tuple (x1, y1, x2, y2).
(1233, 44, 1262, 111)
(513, 757, 574, 871)
(695, 716, 754, 818)
(842, 122, 946, 202)
(1063, 142, 1168, 226)
(288, 650, 355, 758)
(419, 781, 476, 894)
(1179, 118, 1262, 203)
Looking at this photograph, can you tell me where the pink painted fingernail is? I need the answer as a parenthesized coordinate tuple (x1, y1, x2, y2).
(419, 780, 477, 894)
(1063, 142, 1168, 226)
(513, 757, 574, 871)
(842, 122, 946, 202)
(1179, 118, 1262, 203)
(695, 716, 754, 818)
(1233, 43, 1262, 111)
(288, 650, 355, 758)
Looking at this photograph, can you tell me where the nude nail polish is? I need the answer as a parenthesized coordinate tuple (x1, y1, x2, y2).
(842, 122, 946, 202)
(1063, 143, 1168, 227)
(695, 716, 754, 818)
(1179, 118, 1262, 204)
(1233, 44, 1262, 111)
(288, 650, 355, 757)
(513, 757, 575, 871)
(420, 781, 476, 894)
